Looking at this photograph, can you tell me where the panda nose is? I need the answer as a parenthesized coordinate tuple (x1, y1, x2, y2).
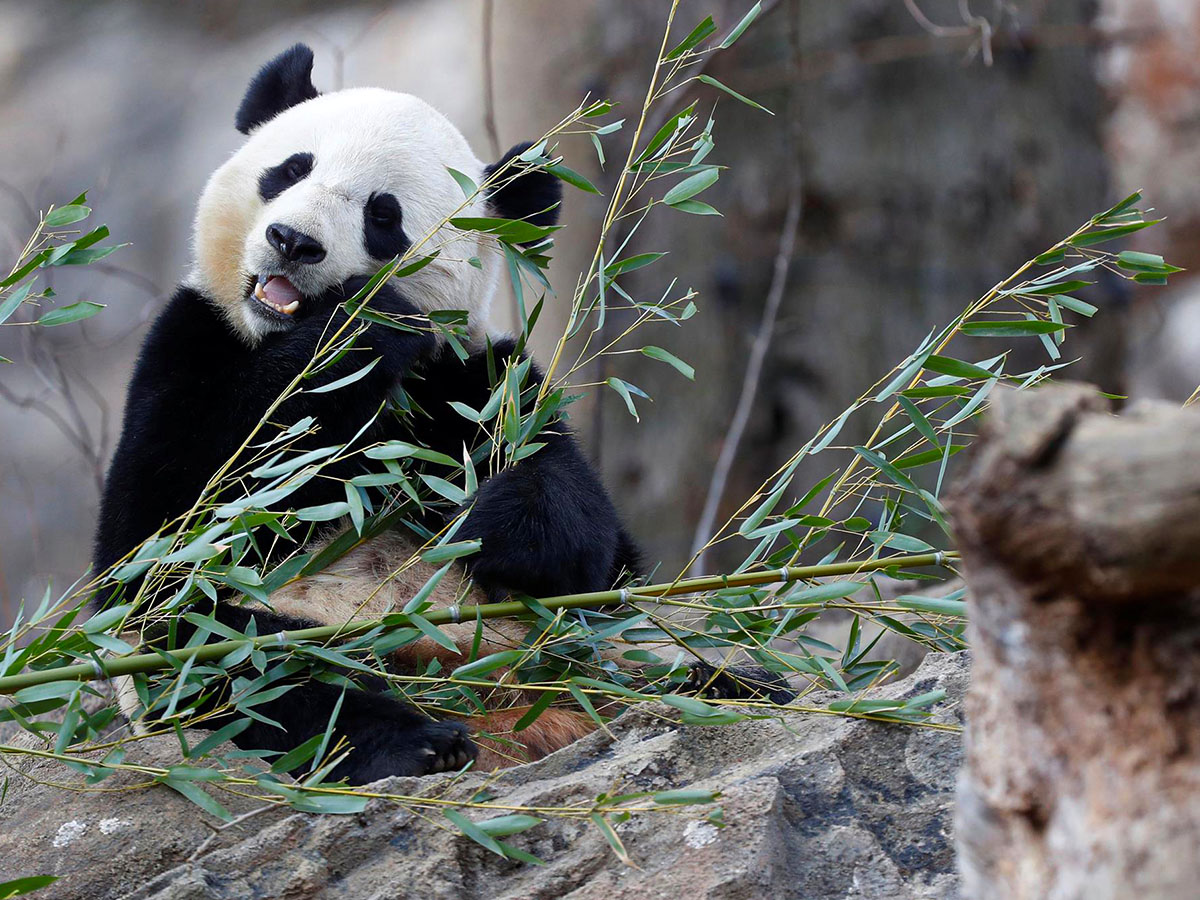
(265, 223, 326, 265)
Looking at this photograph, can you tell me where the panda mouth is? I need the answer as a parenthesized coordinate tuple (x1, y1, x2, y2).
(252, 275, 303, 316)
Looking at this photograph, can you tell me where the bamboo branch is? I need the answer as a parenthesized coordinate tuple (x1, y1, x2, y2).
(0, 552, 957, 694)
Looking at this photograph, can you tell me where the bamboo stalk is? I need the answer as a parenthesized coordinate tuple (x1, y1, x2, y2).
(0, 552, 957, 695)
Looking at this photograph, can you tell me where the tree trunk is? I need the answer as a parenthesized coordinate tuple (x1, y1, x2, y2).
(951, 382, 1200, 900)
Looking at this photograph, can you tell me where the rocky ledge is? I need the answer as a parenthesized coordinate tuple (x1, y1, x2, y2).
(0, 651, 968, 900)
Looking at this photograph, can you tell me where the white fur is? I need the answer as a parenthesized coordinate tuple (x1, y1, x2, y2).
(190, 88, 503, 342)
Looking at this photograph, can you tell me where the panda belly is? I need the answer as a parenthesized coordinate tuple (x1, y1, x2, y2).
(248, 528, 598, 769)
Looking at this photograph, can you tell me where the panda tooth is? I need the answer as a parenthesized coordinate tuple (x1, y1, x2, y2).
(280, 300, 300, 315)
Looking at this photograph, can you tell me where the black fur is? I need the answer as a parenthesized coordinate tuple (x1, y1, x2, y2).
(235, 43, 320, 135)
(363, 192, 410, 261)
(484, 142, 563, 227)
(258, 152, 315, 202)
(95, 277, 641, 782)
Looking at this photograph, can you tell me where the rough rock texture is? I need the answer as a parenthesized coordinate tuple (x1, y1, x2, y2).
(951, 383, 1200, 900)
(0, 652, 967, 900)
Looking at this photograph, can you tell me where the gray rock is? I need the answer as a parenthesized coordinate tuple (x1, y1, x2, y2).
(0, 651, 968, 900)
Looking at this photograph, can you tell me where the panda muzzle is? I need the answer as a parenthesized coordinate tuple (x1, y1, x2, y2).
(253, 275, 303, 316)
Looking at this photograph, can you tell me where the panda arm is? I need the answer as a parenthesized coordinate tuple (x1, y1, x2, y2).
(406, 341, 641, 600)
(95, 281, 435, 576)
(235, 277, 437, 469)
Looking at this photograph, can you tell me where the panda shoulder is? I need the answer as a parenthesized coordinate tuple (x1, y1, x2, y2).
(139, 285, 240, 366)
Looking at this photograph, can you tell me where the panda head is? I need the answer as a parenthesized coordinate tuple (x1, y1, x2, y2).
(192, 44, 561, 344)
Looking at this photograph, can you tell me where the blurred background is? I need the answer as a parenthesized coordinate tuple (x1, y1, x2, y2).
(1, 0, 1198, 621)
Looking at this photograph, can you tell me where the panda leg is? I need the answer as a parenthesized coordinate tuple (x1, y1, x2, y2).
(172, 602, 479, 782)
(233, 679, 477, 782)
(463, 707, 597, 769)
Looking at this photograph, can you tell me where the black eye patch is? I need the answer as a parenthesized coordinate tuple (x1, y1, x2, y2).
(364, 192, 409, 260)
(258, 152, 315, 202)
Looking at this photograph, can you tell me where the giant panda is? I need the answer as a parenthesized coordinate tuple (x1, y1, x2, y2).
(94, 44, 645, 783)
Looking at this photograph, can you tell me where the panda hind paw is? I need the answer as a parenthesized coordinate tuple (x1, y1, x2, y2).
(685, 662, 796, 705)
(415, 719, 477, 774)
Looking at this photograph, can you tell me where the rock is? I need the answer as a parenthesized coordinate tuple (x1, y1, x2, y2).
(0, 652, 968, 899)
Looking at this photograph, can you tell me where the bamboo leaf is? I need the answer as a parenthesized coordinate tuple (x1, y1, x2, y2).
(665, 16, 716, 59)
(697, 74, 773, 114)
(44, 204, 91, 227)
(640, 345, 694, 379)
(663, 168, 719, 206)
(719, 2, 762, 48)
(36, 301, 104, 327)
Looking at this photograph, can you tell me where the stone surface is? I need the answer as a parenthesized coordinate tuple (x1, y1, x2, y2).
(0, 652, 967, 900)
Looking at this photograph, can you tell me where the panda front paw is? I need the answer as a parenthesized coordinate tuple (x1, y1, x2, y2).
(685, 662, 795, 705)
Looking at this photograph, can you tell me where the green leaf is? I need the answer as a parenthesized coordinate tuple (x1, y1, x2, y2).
(923, 355, 997, 380)
(345, 482, 364, 535)
(895, 396, 939, 446)
(445, 808, 506, 857)
(294, 501, 351, 522)
(418, 473, 467, 504)
(852, 446, 918, 492)
(188, 718, 252, 758)
(546, 163, 600, 194)
(590, 812, 633, 865)
(606, 377, 643, 421)
(48, 244, 125, 267)
(45, 204, 91, 227)
(668, 199, 722, 215)
(661, 693, 745, 723)
(271, 733, 324, 773)
(665, 15, 716, 59)
(420, 539, 480, 565)
(896, 595, 966, 617)
(14, 681, 83, 704)
(513, 690, 556, 731)
(1013, 280, 1094, 296)
(663, 168, 719, 206)
(0, 876, 59, 898)
(161, 777, 232, 821)
(451, 649, 524, 679)
(308, 357, 380, 393)
(720, 2, 762, 48)
(289, 792, 370, 814)
(409, 614, 460, 652)
(35, 301, 104, 327)
(739, 484, 786, 535)
(961, 320, 1066, 337)
(81, 604, 132, 634)
(450, 216, 554, 245)
(1095, 190, 1142, 222)
(634, 104, 696, 164)
(640, 345, 694, 379)
(652, 788, 720, 805)
(475, 813, 544, 837)
(1050, 294, 1098, 318)
(0, 282, 33, 327)
(697, 74, 772, 113)
(606, 252, 666, 277)
(446, 166, 478, 198)
(1068, 219, 1161, 247)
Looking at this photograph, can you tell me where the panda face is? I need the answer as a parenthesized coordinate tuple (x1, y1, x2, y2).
(192, 87, 498, 344)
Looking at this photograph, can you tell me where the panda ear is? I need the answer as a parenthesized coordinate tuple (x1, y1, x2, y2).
(484, 142, 563, 227)
(235, 43, 320, 135)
